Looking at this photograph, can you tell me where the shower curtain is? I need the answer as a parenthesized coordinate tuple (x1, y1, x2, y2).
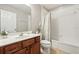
(40, 12, 51, 54)
(41, 12, 51, 41)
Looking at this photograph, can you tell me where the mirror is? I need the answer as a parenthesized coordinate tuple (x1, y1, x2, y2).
(0, 4, 31, 33)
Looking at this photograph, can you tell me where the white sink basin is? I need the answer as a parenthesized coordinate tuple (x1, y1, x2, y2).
(0, 33, 40, 47)
(5, 34, 36, 40)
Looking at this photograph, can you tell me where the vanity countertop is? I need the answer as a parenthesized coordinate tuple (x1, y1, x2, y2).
(0, 33, 40, 47)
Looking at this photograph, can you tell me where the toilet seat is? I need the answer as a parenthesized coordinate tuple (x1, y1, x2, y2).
(41, 40, 51, 48)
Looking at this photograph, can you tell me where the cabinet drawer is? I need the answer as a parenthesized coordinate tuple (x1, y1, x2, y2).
(4, 42, 21, 54)
(14, 48, 26, 54)
(22, 39, 35, 48)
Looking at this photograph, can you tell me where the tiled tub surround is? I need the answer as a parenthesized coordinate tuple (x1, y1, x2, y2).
(0, 33, 40, 54)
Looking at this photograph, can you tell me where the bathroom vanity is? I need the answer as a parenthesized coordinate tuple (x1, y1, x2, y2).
(0, 34, 40, 54)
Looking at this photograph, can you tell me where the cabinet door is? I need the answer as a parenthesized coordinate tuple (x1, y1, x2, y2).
(14, 48, 30, 54)
(25, 49, 30, 54)
(24, 47, 30, 54)
(31, 42, 40, 54)
(0, 47, 4, 54)
(14, 48, 26, 54)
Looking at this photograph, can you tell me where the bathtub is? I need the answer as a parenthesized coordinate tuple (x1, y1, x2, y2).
(52, 40, 79, 54)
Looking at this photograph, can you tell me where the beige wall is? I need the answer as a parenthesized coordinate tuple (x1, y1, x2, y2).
(31, 4, 41, 32)
(0, 4, 29, 32)
(41, 6, 49, 30)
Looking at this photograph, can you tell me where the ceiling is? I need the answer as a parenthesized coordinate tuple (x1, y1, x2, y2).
(9, 4, 31, 14)
(41, 4, 62, 10)
(7, 4, 63, 14)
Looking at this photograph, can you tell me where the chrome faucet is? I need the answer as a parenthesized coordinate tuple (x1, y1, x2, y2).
(19, 33, 24, 36)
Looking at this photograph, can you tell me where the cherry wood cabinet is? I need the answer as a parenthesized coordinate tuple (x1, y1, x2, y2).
(22, 39, 35, 48)
(15, 48, 27, 54)
(0, 36, 40, 54)
(4, 42, 21, 54)
(0, 47, 3, 54)
(31, 43, 40, 54)
(31, 37, 40, 54)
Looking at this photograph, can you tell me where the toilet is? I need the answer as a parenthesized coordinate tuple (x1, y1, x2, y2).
(41, 40, 51, 54)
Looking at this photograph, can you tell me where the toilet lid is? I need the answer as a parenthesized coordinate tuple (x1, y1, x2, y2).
(41, 43, 51, 48)
(41, 40, 51, 44)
